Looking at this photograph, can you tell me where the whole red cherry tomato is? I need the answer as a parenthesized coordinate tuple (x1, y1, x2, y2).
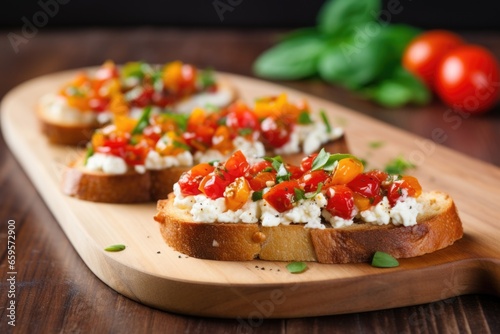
(435, 45, 500, 114)
(403, 30, 464, 88)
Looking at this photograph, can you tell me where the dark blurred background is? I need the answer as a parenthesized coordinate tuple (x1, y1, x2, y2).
(1, 0, 500, 30)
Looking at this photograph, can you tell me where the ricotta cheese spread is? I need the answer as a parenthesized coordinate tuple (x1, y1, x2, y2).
(39, 93, 98, 125)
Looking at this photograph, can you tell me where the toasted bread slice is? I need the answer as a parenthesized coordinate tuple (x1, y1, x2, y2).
(61, 155, 188, 203)
(38, 80, 237, 146)
(61, 136, 348, 203)
(154, 191, 463, 263)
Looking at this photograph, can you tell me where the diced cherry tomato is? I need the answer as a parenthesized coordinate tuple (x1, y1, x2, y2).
(199, 169, 233, 199)
(353, 193, 372, 211)
(94, 61, 119, 82)
(299, 170, 329, 192)
(286, 164, 303, 180)
(123, 145, 148, 165)
(225, 177, 251, 211)
(300, 153, 318, 172)
(211, 126, 234, 154)
(263, 180, 300, 213)
(347, 173, 382, 205)
(226, 102, 260, 134)
(329, 158, 364, 185)
(178, 64, 197, 94)
(365, 170, 389, 183)
(384, 176, 421, 206)
(88, 97, 110, 112)
(325, 185, 355, 220)
(131, 86, 154, 108)
(224, 150, 250, 178)
(260, 116, 293, 148)
(248, 171, 276, 191)
(177, 163, 214, 196)
(249, 160, 273, 175)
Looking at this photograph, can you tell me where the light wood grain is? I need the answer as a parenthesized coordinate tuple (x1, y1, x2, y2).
(1, 68, 500, 318)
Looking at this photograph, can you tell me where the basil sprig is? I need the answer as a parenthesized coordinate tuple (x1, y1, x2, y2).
(294, 182, 324, 202)
(311, 148, 358, 172)
(253, 0, 430, 108)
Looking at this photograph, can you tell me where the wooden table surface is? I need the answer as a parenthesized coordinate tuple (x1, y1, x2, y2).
(0, 27, 499, 333)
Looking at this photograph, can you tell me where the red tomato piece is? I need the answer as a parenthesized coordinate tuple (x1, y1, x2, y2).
(260, 116, 293, 148)
(248, 171, 276, 191)
(200, 169, 233, 200)
(249, 160, 273, 175)
(225, 103, 260, 133)
(347, 173, 382, 205)
(325, 185, 355, 220)
(263, 180, 300, 213)
(299, 170, 329, 193)
(177, 163, 214, 196)
(224, 150, 250, 178)
(300, 153, 318, 172)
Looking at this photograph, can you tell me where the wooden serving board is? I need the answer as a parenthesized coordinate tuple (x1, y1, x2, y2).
(2, 69, 500, 319)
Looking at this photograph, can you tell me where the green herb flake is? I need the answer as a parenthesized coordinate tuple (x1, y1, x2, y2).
(276, 163, 291, 183)
(262, 167, 274, 173)
(286, 261, 308, 274)
(311, 149, 357, 172)
(197, 68, 216, 89)
(252, 190, 263, 202)
(294, 188, 306, 202)
(131, 106, 152, 135)
(371, 251, 399, 268)
(319, 109, 332, 134)
(238, 128, 254, 136)
(384, 155, 416, 175)
(84, 145, 94, 165)
(368, 141, 385, 149)
(173, 140, 191, 151)
(264, 156, 284, 173)
(105, 244, 126, 252)
(208, 160, 219, 166)
(298, 111, 313, 125)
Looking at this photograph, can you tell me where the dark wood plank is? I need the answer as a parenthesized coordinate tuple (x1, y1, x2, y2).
(0, 27, 498, 333)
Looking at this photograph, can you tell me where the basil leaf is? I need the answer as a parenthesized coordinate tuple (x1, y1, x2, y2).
(160, 113, 189, 132)
(311, 148, 329, 171)
(84, 145, 94, 165)
(131, 106, 152, 135)
(317, 0, 381, 37)
(294, 188, 306, 202)
(384, 155, 415, 175)
(105, 244, 126, 252)
(197, 68, 216, 89)
(286, 261, 308, 274)
(253, 35, 328, 80)
(319, 109, 332, 133)
(276, 163, 291, 183)
(208, 160, 219, 166)
(318, 31, 392, 89)
(252, 190, 263, 202)
(264, 156, 284, 173)
(173, 141, 191, 151)
(362, 67, 430, 108)
(307, 182, 324, 199)
(324, 154, 357, 172)
(380, 24, 421, 61)
(298, 111, 313, 125)
(371, 251, 399, 268)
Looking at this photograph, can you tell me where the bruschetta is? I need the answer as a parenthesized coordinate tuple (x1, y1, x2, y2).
(38, 60, 236, 145)
(62, 95, 348, 203)
(154, 149, 463, 263)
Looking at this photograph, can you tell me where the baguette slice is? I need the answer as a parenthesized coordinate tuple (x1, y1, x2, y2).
(38, 80, 237, 146)
(61, 155, 187, 203)
(154, 191, 463, 263)
(61, 136, 348, 203)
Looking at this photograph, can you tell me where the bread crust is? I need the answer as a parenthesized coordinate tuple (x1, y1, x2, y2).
(154, 191, 463, 263)
(61, 156, 190, 203)
(37, 104, 98, 146)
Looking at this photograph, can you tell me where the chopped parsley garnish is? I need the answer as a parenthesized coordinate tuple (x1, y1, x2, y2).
(293, 182, 323, 202)
(368, 140, 385, 149)
(173, 140, 191, 151)
(84, 145, 94, 165)
(197, 68, 216, 89)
